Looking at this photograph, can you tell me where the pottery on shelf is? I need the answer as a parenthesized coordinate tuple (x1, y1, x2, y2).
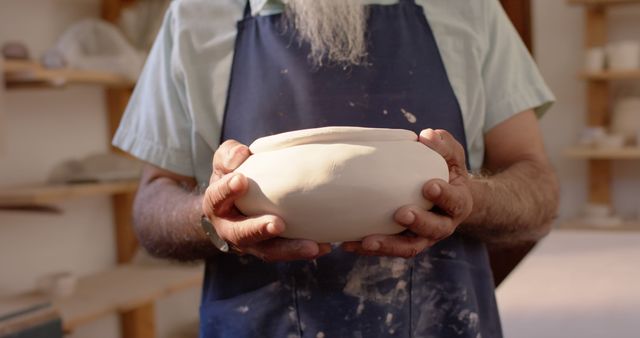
(596, 133, 625, 149)
(234, 126, 449, 243)
(611, 97, 640, 144)
(2, 41, 30, 60)
(606, 41, 640, 71)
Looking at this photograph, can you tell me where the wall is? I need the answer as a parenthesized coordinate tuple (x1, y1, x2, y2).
(0, 1, 199, 337)
(534, 0, 640, 224)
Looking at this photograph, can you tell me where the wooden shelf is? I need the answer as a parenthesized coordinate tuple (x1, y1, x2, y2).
(565, 146, 640, 159)
(3, 60, 134, 89)
(0, 180, 138, 208)
(581, 70, 640, 81)
(558, 220, 640, 232)
(569, 0, 640, 6)
(0, 264, 203, 333)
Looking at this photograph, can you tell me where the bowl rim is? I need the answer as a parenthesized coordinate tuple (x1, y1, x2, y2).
(249, 126, 418, 153)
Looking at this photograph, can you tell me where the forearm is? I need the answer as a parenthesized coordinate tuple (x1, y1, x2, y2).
(133, 177, 216, 261)
(459, 159, 559, 244)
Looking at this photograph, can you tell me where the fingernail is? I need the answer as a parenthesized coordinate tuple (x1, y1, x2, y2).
(228, 175, 243, 191)
(266, 222, 283, 234)
(428, 183, 441, 198)
(399, 211, 415, 225)
(420, 128, 434, 138)
(363, 241, 381, 251)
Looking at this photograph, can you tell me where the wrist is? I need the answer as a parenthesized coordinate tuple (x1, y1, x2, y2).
(462, 173, 491, 227)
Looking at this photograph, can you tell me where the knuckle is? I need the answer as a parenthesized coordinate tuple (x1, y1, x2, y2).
(209, 173, 221, 186)
(229, 143, 248, 157)
(254, 222, 270, 238)
(214, 140, 240, 168)
(401, 247, 419, 258)
(214, 142, 232, 163)
(221, 139, 239, 151)
(210, 185, 230, 210)
(230, 224, 245, 244)
(450, 203, 464, 218)
(414, 212, 429, 231)
(442, 193, 460, 215)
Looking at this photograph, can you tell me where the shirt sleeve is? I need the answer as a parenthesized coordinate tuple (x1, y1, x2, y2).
(481, 0, 555, 133)
(112, 4, 194, 177)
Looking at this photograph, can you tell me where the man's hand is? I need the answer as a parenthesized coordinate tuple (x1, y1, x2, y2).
(202, 140, 332, 262)
(342, 129, 473, 258)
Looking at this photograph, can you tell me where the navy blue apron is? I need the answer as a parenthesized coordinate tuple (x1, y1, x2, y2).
(201, 1, 503, 337)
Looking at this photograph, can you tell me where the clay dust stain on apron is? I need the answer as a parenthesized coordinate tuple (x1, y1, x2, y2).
(401, 108, 417, 123)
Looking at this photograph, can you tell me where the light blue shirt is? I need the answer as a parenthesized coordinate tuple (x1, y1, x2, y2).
(113, 0, 554, 184)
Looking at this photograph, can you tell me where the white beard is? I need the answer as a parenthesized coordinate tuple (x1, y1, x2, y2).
(283, 0, 369, 67)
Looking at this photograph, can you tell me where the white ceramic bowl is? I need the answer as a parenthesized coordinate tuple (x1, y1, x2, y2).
(583, 203, 612, 219)
(578, 126, 607, 147)
(596, 134, 625, 149)
(582, 216, 623, 228)
(606, 41, 640, 71)
(612, 98, 640, 143)
(235, 127, 449, 243)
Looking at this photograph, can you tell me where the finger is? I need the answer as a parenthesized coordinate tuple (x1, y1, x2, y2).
(394, 205, 455, 241)
(341, 241, 361, 252)
(215, 214, 285, 247)
(345, 235, 431, 258)
(317, 243, 333, 256)
(423, 180, 472, 222)
(212, 140, 251, 178)
(248, 238, 330, 262)
(419, 129, 466, 169)
(203, 173, 248, 216)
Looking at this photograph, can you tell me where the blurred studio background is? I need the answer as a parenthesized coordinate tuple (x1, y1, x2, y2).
(0, 1, 639, 338)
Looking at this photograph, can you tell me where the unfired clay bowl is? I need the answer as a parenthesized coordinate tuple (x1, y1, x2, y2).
(234, 126, 449, 243)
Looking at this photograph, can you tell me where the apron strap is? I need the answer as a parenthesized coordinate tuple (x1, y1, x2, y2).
(243, 0, 252, 18)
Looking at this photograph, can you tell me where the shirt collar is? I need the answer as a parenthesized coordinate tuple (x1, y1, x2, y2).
(249, 0, 285, 16)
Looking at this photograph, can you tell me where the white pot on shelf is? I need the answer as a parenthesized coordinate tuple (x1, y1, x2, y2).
(606, 41, 640, 71)
(596, 133, 625, 149)
(235, 126, 449, 243)
(611, 97, 640, 144)
(585, 47, 606, 73)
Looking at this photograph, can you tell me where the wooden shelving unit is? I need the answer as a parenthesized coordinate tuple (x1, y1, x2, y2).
(569, 0, 640, 5)
(0, 264, 203, 334)
(1, 1, 200, 337)
(3, 60, 134, 89)
(565, 146, 640, 159)
(568, 0, 640, 231)
(559, 220, 640, 232)
(0, 180, 138, 208)
(581, 70, 640, 80)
